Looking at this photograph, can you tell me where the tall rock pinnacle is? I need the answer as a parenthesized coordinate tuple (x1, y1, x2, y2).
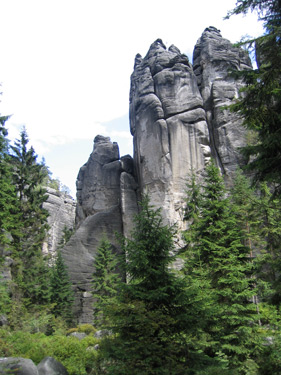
(193, 26, 252, 178)
(62, 28, 251, 323)
(130, 38, 210, 227)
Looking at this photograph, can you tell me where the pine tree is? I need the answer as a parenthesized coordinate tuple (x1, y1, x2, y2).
(183, 162, 259, 374)
(50, 250, 74, 323)
(226, 0, 281, 195)
(92, 237, 120, 328)
(10, 128, 50, 304)
(100, 195, 220, 375)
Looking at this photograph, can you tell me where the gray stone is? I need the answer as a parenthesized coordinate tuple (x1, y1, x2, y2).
(94, 329, 112, 339)
(193, 26, 251, 180)
(120, 172, 139, 238)
(37, 356, 68, 375)
(0, 357, 38, 375)
(43, 188, 76, 258)
(0, 314, 8, 326)
(62, 136, 128, 323)
(130, 38, 210, 226)
(62, 28, 252, 323)
(75, 135, 121, 228)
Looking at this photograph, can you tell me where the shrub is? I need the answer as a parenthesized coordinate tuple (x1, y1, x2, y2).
(0, 328, 100, 375)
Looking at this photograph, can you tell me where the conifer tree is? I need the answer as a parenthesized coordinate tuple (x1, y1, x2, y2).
(92, 237, 120, 328)
(230, 170, 263, 318)
(183, 161, 259, 374)
(256, 183, 281, 306)
(10, 128, 50, 304)
(0, 114, 19, 247)
(226, 0, 281, 195)
(50, 250, 74, 323)
(100, 195, 220, 375)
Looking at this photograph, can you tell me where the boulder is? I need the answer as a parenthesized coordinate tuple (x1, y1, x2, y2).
(37, 356, 68, 375)
(0, 357, 38, 375)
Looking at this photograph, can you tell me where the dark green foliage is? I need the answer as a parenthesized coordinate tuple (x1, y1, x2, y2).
(0, 277, 11, 315)
(226, 0, 281, 195)
(58, 226, 74, 248)
(92, 237, 120, 328)
(50, 250, 74, 323)
(255, 183, 281, 306)
(9, 128, 50, 305)
(100, 195, 221, 375)
(183, 162, 259, 374)
(0, 114, 19, 247)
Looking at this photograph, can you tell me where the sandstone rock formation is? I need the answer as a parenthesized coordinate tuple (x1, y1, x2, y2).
(193, 26, 252, 180)
(130, 38, 211, 227)
(62, 136, 138, 323)
(43, 187, 76, 258)
(62, 27, 251, 323)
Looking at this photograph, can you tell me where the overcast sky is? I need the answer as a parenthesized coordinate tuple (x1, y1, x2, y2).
(0, 0, 263, 196)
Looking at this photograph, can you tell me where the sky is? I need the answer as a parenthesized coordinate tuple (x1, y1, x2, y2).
(0, 0, 264, 197)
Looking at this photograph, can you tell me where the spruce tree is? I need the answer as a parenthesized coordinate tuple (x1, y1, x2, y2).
(0, 114, 19, 247)
(50, 250, 74, 323)
(226, 0, 281, 195)
(10, 128, 50, 305)
(256, 183, 281, 306)
(100, 195, 219, 375)
(92, 237, 120, 328)
(230, 170, 263, 319)
(183, 161, 259, 374)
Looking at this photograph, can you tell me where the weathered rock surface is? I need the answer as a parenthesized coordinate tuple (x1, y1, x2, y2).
(62, 28, 250, 323)
(0, 357, 39, 375)
(130, 38, 210, 226)
(43, 187, 76, 258)
(62, 136, 138, 323)
(37, 356, 68, 375)
(193, 26, 252, 180)
(0, 357, 69, 375)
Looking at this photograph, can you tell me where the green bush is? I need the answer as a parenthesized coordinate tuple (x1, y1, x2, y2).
(0, 328, 100, 375)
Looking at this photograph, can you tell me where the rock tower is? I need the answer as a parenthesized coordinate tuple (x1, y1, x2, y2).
(62, 27, 251, 323)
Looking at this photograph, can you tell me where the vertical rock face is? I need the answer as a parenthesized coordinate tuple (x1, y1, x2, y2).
(193, 26, 252, 179)
(75, 135, 122, 228)
(43, 188, 76, 258)
(130, 39, 210, 226)
(62, 136, 138, 323)
(62, 27, 251, 323)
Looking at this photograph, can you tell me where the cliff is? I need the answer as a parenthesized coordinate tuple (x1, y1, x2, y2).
(43, 187, 76, 258)
(62, 27, 251, 323)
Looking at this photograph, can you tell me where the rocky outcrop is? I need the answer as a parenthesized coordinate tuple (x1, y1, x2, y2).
(62, 136, 138, 323)
(193, 26, 252, 180)
(62, 27, 251, 323)
(43, 188, 76, 258)
(130, 39, 210, 227)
